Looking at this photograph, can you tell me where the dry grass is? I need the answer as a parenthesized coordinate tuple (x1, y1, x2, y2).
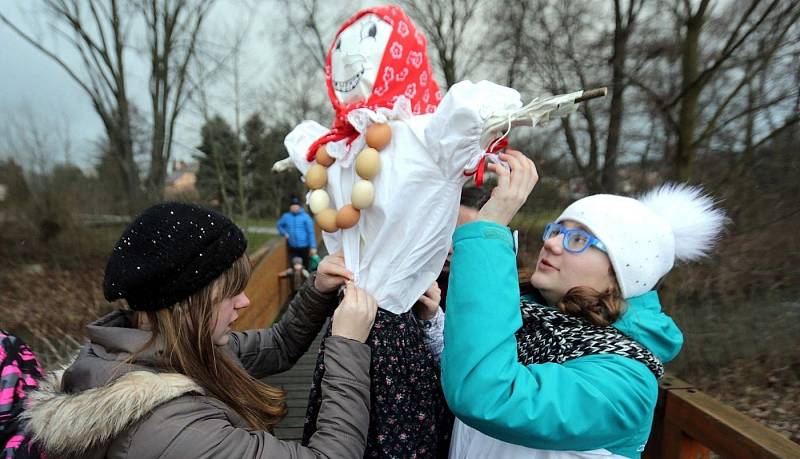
(0, 221, 122, 368)
(691, 353, 800, 444)
(0, 256, 112, 369)
(665, 296, 800, 443)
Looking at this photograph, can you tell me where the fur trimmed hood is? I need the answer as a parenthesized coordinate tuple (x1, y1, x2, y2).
(23, 369, 202, 457)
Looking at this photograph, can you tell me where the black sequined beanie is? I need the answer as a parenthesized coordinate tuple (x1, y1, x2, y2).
(103, 202, 247, 311)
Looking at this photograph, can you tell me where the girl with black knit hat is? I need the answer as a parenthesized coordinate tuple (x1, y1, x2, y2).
(418, 150, 727, 458)
(23, 202, 378, 458)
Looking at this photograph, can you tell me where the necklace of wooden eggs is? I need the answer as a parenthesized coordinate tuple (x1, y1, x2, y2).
(305, 123, 392, 232)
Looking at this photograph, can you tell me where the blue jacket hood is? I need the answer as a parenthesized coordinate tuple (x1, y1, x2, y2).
(614, 291, 683, 363)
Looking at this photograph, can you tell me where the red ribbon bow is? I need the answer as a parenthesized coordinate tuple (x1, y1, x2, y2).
(464, 137, 509, 187)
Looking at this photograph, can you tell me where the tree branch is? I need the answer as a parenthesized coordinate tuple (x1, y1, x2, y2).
(666, 0, 778, 108)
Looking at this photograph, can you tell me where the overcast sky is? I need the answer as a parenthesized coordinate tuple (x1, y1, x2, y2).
(0, 1, 307, 172)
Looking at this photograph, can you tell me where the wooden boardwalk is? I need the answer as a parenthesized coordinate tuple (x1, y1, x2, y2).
(262, 324, 326, 441)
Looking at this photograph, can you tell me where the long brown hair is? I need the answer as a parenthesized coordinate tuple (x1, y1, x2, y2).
(130, 255, 287, 430)
(556, 268, 625, 326)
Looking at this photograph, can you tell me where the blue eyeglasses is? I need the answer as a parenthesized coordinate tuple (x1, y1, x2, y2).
(542, 222, 607, 254)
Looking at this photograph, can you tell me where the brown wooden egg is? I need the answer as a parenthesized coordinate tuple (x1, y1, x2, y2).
(336, 205, 361, 229)
(355, 147, 380, 180)
(316, 145, 335, 167)
(365, 123, 392, 150)
(305, 163, 328, 190)
(351, 180, 375, 209)
(315, 208, 338, 232)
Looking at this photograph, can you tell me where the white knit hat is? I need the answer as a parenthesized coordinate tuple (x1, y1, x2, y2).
(556, 183, 727, 298)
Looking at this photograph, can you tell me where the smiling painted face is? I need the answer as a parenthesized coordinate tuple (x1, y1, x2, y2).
(331, 14, 393, 105)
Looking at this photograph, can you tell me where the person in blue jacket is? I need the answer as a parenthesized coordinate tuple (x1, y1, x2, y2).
(276, 196, 317, 268)
(437, 150, 727, 458)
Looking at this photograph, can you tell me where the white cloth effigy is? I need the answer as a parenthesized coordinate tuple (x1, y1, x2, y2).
(285, 80, 522, 314)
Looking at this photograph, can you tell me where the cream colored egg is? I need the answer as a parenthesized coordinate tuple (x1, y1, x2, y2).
(351, 180, 375, 209)
(336, 205, 360, 229)
(355, 148, 380, 180)
(305, 163, 327, 190)
(315, 208, 338, 232)
(316, 145, 335, 167)
(365, 123, 392, 150)
(308, 189, 331, 214)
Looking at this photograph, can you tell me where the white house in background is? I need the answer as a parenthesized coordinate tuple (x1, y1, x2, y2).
(0, 184, 7, 202)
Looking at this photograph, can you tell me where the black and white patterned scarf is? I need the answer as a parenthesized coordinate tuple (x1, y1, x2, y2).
(515, 299, 664, 378)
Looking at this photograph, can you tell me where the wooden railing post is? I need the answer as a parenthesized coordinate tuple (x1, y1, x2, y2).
(660, 419, 712, 459)
(645, 374, 800, 458)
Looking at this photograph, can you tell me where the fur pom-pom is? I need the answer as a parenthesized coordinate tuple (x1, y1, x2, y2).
(639, 183, 728, 262)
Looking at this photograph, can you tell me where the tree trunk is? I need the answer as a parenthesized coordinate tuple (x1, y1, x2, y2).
(602, 0, 634, 193)
(106, 102, 141, 215)
(674, 8, 705, 181)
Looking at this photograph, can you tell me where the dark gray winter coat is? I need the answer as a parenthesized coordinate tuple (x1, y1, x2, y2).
(24, 278, 370, 458)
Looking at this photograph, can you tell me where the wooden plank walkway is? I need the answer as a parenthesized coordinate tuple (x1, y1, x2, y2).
(262, 323, 326, 441)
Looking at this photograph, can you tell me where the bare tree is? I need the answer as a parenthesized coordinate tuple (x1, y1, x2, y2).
(0, 0, 218, 211)
(194, 87, 234, 216)
(275, 0, 330, 73)
(487, 0, 800, 191)
(0, 105, 87, 240)
(632, 0, 800, 181)
(487, 0, 642, 193)
(139, 0, 217, 201)
(491, 1, 531, 88)
(602, 0, 645, 192)
(226, 7, 258, 220)
(1, 106, 61, 179)
(0, 2, 142, 212)
(399, 0, 491, 88)
(258, 0, 357, 127)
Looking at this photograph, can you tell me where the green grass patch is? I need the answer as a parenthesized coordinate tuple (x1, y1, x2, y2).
(234, 218, 279, 255)
(245, 231, 278, 255)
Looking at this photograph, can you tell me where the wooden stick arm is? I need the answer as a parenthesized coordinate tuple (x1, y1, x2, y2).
(479, 86, 608, 150)
(575, 87, 608, 103)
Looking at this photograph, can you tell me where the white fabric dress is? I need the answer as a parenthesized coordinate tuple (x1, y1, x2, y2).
(450, 419, 624, 459)
(285, 80, 522, 314)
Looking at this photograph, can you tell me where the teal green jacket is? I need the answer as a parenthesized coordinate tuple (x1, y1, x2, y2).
(441, 221, 684, 458)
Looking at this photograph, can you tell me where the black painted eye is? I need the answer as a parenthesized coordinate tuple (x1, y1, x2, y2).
(360, 21, 378, 41)
(335, 38, 341, 51)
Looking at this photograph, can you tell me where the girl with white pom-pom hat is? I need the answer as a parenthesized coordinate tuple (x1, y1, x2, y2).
(424, 151, 727, 458)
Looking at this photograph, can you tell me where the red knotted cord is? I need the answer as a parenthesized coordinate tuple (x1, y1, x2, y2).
(306, 123, 360, 162)
(465, 137, 509, 187)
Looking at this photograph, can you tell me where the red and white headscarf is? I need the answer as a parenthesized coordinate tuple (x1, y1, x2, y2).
(306, 5, 444, 162)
